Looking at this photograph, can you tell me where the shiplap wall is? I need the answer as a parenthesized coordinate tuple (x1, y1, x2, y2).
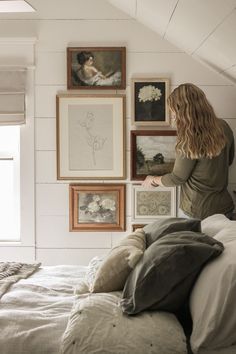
(1, 1, 236, 265)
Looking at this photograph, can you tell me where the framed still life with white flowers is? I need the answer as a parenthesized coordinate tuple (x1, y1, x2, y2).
(69, 184, 126, 231)
(132, 78, 170, 126)
(56, 94, 126, 180)
(132, 185, 176, 222)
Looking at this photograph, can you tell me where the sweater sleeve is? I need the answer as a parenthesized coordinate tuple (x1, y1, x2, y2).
(161, 153, 197, 187)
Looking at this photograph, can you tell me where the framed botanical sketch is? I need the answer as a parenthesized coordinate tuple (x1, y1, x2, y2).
(56, 94, 126, 180)
(67, 47, 126, 90)
(132, 185, 176, 222)
(130, 130, 176, 180)
(69, 184, 126, 231)
(132, 78, 170, 126)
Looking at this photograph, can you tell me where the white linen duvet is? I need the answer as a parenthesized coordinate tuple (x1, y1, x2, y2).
(0, 264, 187, 354)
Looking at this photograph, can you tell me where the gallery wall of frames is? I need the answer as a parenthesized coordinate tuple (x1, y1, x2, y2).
(30, 6, 235, 265)
(56, 46, 177, 233)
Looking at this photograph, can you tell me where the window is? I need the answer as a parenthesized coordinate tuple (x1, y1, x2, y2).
(0, 126, 20, 241)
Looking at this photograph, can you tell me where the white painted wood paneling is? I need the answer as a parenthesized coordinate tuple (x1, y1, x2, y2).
(223, 65, 236, 82)
(35, 85, 65, 118)
(165, 0, 236, 54)
(35, 52, 66, 85)
(201, 85, 236, 119)
(195, 10, 236, 71)
(36, 184, 69, 216)
(35, 20, 179, 53)
(137, 0, 178, 37)
(127, 52, 230, 86)
(36, 118, 56, 151)
(36, 151, 57, 183)
(36, 248, 109, 266)
(36, 215, 112, 248)
(108, 0, 136, 18)
(0, 247, 35, 262)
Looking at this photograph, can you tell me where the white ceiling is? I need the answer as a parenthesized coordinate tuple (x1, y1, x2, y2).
(0, 0, 235, 84)
(108, 0, 236, 84)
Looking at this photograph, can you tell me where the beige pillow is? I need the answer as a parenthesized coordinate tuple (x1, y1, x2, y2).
(90, 228, 146, 293)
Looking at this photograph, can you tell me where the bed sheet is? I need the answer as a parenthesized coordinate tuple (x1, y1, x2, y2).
(0, 265, 87, 354)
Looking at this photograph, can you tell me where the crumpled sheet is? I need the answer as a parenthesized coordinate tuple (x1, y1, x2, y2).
(0, 265, 87, 354)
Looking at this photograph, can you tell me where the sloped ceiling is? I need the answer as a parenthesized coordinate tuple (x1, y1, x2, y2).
(108, 0, 236, 84)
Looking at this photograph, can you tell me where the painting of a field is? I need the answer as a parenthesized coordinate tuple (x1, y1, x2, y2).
(131, 130, 176, 180)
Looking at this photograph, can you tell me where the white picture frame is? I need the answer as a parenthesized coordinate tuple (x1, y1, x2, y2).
(132, 185, 176, 221)
(56, 94, 126, 180)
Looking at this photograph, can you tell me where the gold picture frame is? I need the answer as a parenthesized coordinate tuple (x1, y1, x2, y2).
(69, 183, 126, 232)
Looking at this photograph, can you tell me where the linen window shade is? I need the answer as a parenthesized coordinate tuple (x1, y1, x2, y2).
(0, 68, 26, 125)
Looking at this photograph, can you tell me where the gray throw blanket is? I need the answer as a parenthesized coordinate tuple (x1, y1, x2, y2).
(0, 262, 41, 298)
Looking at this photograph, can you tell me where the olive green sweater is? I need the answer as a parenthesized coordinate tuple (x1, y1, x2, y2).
(161, 119, 234, 219)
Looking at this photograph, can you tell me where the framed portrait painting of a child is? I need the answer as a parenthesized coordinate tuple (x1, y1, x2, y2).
(67, 47, 126, 90)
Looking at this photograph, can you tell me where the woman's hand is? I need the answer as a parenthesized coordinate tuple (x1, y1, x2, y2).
(142, 175, 163, 187)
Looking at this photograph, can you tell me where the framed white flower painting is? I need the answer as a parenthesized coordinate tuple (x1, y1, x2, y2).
(69, 183, 126, 231)
(132, 185, 176, 222)
(132, 78, 170, 126)
(56, 94, 126, 180)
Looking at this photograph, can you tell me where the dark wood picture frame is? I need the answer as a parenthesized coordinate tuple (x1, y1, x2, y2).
(67, 46, 126, 90)
(69, 184, 126, 232)
(132, 78, 170, 126)
(130, 130, 177, 180)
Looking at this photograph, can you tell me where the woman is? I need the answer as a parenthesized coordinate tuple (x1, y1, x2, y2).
(75, 51, 121, 86)
(142, 83, 235, 219)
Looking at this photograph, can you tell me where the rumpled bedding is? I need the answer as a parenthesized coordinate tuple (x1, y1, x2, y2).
(61, 291, 187, 354)
(0, 261, 41, 298)
(0, 265, 87, 354)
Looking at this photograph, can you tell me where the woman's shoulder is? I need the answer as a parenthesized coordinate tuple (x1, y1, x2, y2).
(219, 118, 234, 140)
(218, 118, 232, 131)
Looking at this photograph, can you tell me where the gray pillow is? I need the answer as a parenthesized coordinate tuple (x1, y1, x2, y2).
(120, 231, 224, 315)
(143, 217, 201, 247)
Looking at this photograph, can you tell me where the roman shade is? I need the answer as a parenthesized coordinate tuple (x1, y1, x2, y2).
(0, 67, 26, 125)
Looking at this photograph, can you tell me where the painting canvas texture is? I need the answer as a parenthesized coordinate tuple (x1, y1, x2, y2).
(136, 135, 176, 176)
(135, 81, 166, 122)
(70, 49, 123, 88)
(78, 192, 118, 224)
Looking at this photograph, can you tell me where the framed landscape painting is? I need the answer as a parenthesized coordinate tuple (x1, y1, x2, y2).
(132, 78, 170, 126)
(69, 184, 126, 231)
(56, 94, 126, 180)
(130, 130, 176, 180)
(67, 47, 126, 90)
(132, 185, 176, 222)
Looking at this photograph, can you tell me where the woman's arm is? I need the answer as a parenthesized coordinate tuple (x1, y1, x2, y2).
(161, 153, 197, 187)
(142, 153, 197, 188)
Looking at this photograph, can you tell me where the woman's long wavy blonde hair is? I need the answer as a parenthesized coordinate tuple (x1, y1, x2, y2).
(168, 83, 226, 159)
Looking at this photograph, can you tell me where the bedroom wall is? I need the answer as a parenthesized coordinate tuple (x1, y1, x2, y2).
(1, 1, 236, 265)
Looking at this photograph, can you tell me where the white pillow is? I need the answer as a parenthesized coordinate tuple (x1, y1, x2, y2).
(201, 214, 233, 238)
(190, 224, 236, 353)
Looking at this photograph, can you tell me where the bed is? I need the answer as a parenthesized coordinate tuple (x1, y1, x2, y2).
(0, 214, 236, 354)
